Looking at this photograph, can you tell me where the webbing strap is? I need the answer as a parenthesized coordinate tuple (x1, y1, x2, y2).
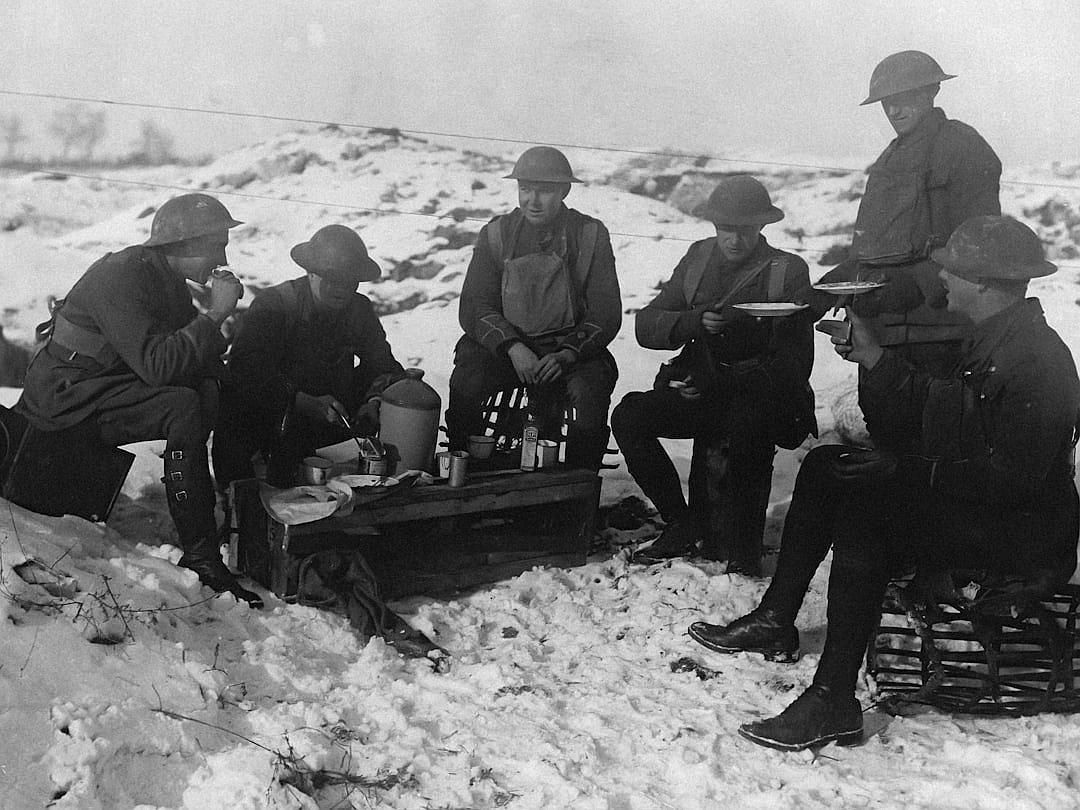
(50, 313, 118, 365)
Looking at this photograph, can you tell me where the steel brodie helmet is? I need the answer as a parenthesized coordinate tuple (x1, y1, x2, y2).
(860, 50, 956, 106)
(692, 175, 784, 225)
(144, 193, 243, 247)
(504, 146, 583, 184)
(290, 224, 381, 287)
(931, 216, 1057, 280)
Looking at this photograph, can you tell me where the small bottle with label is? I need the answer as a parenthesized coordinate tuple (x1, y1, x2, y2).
(520, 407, 539, 471)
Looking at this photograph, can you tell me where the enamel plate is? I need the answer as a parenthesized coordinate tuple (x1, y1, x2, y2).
(811, 281, 888, 294)
(732, 302, 810, 317)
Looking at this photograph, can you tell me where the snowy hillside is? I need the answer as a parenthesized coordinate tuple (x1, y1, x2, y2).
(1, 128, 1080, 809)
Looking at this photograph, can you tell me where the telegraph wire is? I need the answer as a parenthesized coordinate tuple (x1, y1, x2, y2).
(4, 88, 1080, 192)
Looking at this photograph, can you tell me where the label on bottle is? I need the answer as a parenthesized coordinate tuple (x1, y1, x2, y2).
(520, 423, 539, 470)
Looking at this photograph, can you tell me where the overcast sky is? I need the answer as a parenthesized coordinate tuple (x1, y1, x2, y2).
(3, 0, 1079, 171)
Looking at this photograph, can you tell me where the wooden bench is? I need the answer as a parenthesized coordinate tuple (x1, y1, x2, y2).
(228, 467, 600, 600)
(868, 572, 1080, 716)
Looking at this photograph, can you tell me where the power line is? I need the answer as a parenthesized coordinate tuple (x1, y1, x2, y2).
(5, 88, 1080, 192)
(20, 168, 1080, 271)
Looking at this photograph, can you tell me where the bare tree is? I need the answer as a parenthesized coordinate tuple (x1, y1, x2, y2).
(0, 114, 28, 162)
(131, 119, 176, 165)
(49, 104, 107, 162)
(80, 109, 107, 161)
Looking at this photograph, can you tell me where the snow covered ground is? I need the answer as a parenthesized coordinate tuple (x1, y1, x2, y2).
(1, 129, 1080, 809)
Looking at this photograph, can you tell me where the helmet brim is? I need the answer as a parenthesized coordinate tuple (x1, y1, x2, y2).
(691, 203, 784, 225)
(290, 241, 381, 285)
(859, 73, 957, 106)
(930, 246, 1057, 280)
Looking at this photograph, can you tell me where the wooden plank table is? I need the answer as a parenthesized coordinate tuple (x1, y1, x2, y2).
(230, 467, 600, 599)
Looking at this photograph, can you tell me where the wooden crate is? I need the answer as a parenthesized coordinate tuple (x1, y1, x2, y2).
(229, 467, 600, 600)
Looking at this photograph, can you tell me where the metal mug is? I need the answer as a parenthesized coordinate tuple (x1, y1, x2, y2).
(299, 456, 333, 485)
(537, 439, 559, 468)
(448, 450, 469, 487)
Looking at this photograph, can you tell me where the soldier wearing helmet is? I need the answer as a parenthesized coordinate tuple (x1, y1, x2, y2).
(691, 216, 1079, 751)
(447, 145, 622, 471)
(16, 193, 262, 605)
(612, 175, 816, 573)
(806, 50, 1002, 451)
(212, 224, 405, 489)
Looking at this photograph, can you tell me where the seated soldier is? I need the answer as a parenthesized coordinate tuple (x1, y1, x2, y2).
(690, 216, 1079, 751)
(446, 146, 621, 471)
(611, 176, 816, 574)
(213, 224, 405, 490)
(16, 193, 261, 605)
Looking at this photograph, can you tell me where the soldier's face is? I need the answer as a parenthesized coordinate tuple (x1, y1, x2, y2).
(713, 222, 762, 262)
(309, 273, 357, 310)
(880, 87, 935, 135)
(938, 268, 981, 316)
(518, 181, 569, 227)
(172, 234, 229, 284)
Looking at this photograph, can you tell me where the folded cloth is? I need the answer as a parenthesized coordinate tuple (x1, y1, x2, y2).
(259, 471, 426, 525)
(259, 478, 357, 525)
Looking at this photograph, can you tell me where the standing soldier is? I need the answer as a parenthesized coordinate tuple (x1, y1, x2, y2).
(808, 50, 1002, 451)
(612, 176, 816, 574)
(16, 193, 261, 605)
(446, 146, 621, 471)
(213, 224, 405, 490)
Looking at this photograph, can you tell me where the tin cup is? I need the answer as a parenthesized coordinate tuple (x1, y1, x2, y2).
(448, 450, 469, 487)
(299, 456, 333, 485)
(536, 439, 559, 468)
(436, 451, 452, 479)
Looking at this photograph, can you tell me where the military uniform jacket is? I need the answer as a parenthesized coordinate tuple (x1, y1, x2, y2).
(458, 207, 621, 359)
(17, 246, 227, 431)
(858, 107, 1002, 344)
(225, 277, 404, 414)
(639, 233, 812, 403)
(864, 298, 1080, 571)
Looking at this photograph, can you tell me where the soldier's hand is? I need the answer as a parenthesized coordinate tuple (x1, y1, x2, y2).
(535, 349, 575, 384)
(830, 448, 898, 486)
(507, 342, 541, 385)
(834, 311, 883, 369)
(701, 308, 729, 335)
(208, 268, 244, 322)
(677, 375, 703, 401)
(352, 399, 381, 436)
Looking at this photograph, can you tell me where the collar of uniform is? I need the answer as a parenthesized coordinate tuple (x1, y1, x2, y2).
(961, 297, 1043, 366)
(896, 106, 946, 146)
(519, 205, 568, 243)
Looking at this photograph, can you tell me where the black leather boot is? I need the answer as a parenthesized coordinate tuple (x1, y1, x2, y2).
(687, 606, 799, 661)
(164, 448, 263, 608)
(737, 683, 863, 751)
(631, 517, 703, 564)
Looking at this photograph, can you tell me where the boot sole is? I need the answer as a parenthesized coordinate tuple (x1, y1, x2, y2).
(687, 626, 800, 663)
(738, 724, 864, 752)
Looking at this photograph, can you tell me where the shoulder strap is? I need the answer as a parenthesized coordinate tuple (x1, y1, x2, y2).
(572, 220, 598, 287)
(682, 241, 713, 304)
(766, 257, 788, 302)
(487, 219, 505, 268)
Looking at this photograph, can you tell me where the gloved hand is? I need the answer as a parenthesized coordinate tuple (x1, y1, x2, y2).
(829, 448, 898, 486)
